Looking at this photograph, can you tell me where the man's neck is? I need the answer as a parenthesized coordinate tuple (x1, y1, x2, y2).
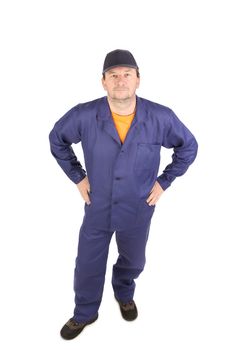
(107, 95, 136, 115)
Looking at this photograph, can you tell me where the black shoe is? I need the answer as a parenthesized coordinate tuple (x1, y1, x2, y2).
(60, 314, 98, 340)
(115, 297, 138, 321)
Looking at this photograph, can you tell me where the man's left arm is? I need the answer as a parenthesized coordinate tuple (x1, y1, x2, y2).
(147, 109, 198, 205)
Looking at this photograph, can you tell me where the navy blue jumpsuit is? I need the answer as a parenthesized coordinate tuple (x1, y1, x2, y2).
(49, 95, 198, 322)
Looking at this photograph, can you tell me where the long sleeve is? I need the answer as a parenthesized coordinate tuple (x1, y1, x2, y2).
(49, 106, 87, 184)
(157, 109, 198, 190)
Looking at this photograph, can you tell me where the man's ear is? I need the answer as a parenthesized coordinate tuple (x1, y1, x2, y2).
(101, 77, 107, 90)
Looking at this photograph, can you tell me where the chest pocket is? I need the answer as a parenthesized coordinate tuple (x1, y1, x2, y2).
(134, 143, 161, 170)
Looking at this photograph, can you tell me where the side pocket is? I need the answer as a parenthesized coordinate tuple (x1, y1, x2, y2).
(84, 190, 92, 207)
(136, 197, 156, 224)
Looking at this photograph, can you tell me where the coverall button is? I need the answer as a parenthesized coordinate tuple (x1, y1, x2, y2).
(113, 201, 118, 204)
(115, 177, 121, 180)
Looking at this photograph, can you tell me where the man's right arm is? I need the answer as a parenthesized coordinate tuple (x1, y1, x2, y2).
(49, 106, 87, 185)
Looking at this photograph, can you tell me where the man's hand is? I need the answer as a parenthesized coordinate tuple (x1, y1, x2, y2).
(77, 176, 91, 205)
(146, 181, 164, 206)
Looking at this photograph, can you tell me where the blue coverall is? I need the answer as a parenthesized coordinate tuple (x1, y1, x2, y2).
(49, 95, 198, 322)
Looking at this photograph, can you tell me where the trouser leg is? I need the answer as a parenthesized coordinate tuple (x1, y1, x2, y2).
(112, 220, 152, 302)
(73, 223, 114, 322)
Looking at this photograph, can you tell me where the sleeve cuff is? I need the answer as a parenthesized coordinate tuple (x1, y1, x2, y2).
(156, 173, 176, 191)
(71, 169, 87, 185)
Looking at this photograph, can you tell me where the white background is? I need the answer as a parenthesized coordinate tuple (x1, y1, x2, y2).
(0, 0, 232, 349)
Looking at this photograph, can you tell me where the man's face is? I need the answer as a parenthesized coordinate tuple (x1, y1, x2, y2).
(102, 66, 140, 101)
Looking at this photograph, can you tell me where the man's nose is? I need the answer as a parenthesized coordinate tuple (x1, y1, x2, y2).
(116, 75, 126, 85)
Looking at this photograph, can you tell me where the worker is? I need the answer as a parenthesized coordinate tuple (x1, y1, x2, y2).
(49, 49, 198, 340)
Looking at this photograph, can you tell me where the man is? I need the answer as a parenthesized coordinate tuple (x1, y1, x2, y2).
(49, 49, 198, 340)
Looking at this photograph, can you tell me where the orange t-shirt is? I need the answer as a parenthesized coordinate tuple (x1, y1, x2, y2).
(111, 110, 136, 144)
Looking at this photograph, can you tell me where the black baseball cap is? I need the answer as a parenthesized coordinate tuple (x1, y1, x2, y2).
(102, 49, 139, 74)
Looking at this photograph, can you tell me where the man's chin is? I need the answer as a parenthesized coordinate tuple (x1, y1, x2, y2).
(112, 92, 131, 101)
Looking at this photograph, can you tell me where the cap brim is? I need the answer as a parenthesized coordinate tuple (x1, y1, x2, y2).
(102, 64, 138, 74)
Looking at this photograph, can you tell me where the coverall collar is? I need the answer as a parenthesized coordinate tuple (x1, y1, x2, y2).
(97, 95, 145, 122)
(97, 95, 147, 147)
